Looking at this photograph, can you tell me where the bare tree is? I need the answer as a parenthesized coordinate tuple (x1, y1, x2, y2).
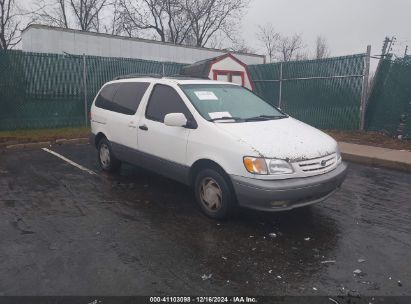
(227, 37, 255, 54)
(294, 51, 309, 61)
(184, 0, 249, 47)
(315, 35, 330, 59)
(37, 0, 109, 32)
(0, 0, 23, 49)
(119, 0, 167, 42)
(119, 0, 191, 44)
(36, 0, 70, 28)
(163, 0, 191, 44)
(256, 23, 279, 63)
(104, 0, 122, 35)
(276, 33, 305, 62)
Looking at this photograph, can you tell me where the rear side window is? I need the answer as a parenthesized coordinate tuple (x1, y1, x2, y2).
(95, 82, 149, 115)
(95, 84, 117, 110)
(146, 84, 191, 122)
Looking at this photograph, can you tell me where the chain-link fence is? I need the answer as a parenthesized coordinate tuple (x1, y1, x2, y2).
(4, 48, 405, 134)
(0, 50, 184, 130)
(249, 53, 369, 130)
(365, 56, 411, 138)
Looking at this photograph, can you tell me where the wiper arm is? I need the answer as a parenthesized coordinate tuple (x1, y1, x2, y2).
(208, 116, 243, 122)
(245, 115, 288, 122)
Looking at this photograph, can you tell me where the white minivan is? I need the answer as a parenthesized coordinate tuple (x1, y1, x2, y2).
(90, 75, 347, 219)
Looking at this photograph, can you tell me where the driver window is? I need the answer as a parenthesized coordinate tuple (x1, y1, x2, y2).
(146, 84, 191, 123)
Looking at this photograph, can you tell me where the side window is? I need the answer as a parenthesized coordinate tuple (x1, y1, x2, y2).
(95, 82, 149, 115)
(95, 84, 117, 110)
(146, 84, 192, 122)
(112, 82, 149, 115)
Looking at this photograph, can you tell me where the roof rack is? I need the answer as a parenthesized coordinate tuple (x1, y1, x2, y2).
(165, 74, 210, 80)
(113, 73, 210, 81)
(113, 73, 163, 80)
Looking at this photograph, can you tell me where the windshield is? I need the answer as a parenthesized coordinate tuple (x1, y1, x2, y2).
(180, 84, 286, 122)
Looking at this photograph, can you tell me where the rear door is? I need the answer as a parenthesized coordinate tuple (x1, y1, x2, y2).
(94, 82, 150, 150)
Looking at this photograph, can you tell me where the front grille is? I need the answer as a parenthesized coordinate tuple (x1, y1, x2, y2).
(298, 153, 337, 173)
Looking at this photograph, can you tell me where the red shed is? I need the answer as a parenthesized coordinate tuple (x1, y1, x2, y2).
(180, 53, 254, 90)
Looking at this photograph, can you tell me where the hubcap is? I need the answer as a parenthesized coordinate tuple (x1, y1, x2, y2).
(200, 177, 223, 212)
(99, 144, 111, 168)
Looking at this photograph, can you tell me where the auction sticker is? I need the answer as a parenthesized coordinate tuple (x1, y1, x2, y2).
(194, 91, 219, 100)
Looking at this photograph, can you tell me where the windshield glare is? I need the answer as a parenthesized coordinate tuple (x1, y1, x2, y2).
(181, 84, 285, 122)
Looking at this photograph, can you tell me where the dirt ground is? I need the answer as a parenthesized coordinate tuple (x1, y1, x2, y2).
(326, 130, 411, 151)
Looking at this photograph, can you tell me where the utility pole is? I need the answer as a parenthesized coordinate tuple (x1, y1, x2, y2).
(387, 36, 396, 56)
(360, 45, 371, 131)
(83, 53, 88, 127)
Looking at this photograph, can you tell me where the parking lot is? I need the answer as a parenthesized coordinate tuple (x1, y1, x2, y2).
(0, 142, 410, 296)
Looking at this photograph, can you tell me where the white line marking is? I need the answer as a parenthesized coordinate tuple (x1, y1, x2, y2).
(42, 148, 96, 175)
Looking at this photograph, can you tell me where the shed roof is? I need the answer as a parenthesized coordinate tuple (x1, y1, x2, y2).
(180, 53, 248, 78)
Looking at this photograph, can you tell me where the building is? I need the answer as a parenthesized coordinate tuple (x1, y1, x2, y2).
(21, 25, 265, 65)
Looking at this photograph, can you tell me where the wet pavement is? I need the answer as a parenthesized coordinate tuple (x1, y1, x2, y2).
(0, 143, 410, 296)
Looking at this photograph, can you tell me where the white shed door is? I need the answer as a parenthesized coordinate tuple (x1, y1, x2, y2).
(232, 75, 243, 85)
(216, 74, 229, 82)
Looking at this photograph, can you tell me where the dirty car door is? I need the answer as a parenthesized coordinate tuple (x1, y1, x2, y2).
(137, 84, 192, 183)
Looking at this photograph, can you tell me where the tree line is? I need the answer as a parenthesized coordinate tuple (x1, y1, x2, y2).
(1, 0, 330, 61)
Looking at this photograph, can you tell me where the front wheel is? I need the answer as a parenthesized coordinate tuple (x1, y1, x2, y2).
(97, 138, 121, 172)
(194, 168, 235, 219)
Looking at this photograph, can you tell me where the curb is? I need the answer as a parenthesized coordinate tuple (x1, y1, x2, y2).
(2, 138, 89, 151)
(342, 152, 411, 173)
(5, 141, 52, 150)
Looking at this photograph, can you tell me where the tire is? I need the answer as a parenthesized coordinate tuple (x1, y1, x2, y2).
(194, 168, 235, 219)
(97, 138, 121, 172)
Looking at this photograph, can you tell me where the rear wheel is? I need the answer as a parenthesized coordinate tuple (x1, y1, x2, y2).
(97, 138, 121, 172)
(194, 168, 235, 219)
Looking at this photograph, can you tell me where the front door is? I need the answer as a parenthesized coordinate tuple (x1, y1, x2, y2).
(137, 84, 193, 182)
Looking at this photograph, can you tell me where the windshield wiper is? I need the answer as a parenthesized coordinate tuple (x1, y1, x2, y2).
(208, 116, 243, 122)
(245, 115, 288, 122)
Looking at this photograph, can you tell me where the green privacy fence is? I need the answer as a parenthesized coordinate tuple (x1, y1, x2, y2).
(0, 50, 184, 130)
(2, 49, 393, 132)
(365, 56, 411, 138)
(249, 54, 366, 130)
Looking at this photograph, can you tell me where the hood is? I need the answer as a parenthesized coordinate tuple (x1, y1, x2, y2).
(214, 117, 337, 161)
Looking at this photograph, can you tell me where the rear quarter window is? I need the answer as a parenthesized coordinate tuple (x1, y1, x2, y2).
(95, 82, 149, 115)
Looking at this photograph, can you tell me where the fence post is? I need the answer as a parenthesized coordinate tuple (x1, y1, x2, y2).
(278, 62, 283, 108)
(360, 45, 371, 130)
(83, 53, 88, 127)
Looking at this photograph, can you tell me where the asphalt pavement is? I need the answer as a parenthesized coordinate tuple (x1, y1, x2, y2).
(0, 143, 410, 296)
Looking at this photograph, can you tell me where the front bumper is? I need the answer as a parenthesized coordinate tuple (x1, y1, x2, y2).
(230, 162, 348, 212)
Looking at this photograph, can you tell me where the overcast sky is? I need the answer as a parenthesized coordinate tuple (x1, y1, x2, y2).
(242, 0, 411, 58)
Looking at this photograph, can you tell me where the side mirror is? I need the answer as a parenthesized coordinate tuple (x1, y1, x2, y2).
(164, 113, 188, 127)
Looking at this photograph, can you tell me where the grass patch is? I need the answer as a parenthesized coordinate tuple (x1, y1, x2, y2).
(325, 130, 411, 151)
(0, 127, 90, 144)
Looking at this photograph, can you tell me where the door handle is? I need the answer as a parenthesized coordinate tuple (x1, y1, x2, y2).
(139, 125, 148, 131)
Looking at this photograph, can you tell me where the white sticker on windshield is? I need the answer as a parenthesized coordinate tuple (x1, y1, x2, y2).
(208, 112, 232, 119)
(194, 91, 218, 100)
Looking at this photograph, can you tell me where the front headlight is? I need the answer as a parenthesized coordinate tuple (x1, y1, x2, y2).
(243, 157, 294, 175)
(267, 159, 294, 174)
